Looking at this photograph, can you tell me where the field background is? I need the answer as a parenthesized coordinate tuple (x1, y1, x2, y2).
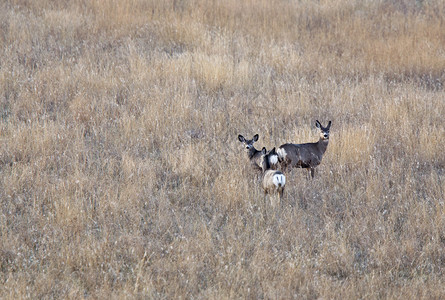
(1, 0, 445, 298)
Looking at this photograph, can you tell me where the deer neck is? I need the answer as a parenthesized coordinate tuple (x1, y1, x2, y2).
(248, 147, 259, 160)
(317, 138, 329, 155)
(261, 156, 271, 173)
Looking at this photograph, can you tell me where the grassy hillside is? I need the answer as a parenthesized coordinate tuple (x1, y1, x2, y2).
(1, 0, 444, 298)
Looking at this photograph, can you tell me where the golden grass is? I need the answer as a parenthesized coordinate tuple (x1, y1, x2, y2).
(1, 0, 445, 298)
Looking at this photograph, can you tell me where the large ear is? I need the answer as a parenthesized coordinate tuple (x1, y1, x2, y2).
(253, 134, 259, 142)
(238, 135, 245, 142)
(261, 147, 267, 155)
(315, 120, 321, 129)
(327, 121, 332, 128)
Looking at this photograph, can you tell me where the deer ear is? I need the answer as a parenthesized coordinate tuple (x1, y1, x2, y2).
(238, 135, 245, 142)
(327, 121, 332, 128)
(262, 147, 267, 155)
(315, 120, 321, 129)
(253, 134, 259, 142)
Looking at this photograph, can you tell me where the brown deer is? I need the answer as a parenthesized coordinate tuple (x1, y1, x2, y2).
(238, 134, 263, 171)
(260, 147, 286, 202)
(277, 120, 332, 178)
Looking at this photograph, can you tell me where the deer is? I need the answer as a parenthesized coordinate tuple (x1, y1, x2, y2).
(260, 147, 286, 203)
(238, 134, 263, 171)
(277, 120, 332, 178)
(238, 134, 280, 172)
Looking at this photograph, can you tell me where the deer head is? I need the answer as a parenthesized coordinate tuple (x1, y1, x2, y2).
(238, 134, 259, 151)
(316, 120, 332, 141)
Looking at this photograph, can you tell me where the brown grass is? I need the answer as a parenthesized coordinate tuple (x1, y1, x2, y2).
(1, 0, 445, 298)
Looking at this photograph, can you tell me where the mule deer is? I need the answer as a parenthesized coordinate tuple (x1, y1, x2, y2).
(277, 120, 332, 178)
(260, 147, 286, 201)
(238, 134, 262, 171)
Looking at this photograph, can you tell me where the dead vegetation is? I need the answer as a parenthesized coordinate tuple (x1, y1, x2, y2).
(0, 0, 444, 298)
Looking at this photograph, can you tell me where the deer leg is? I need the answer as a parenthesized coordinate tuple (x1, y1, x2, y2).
(279, 188, 284, 201)
(283, 159, 293, 173)
(310, 168, 315, 179)
(270, 197, 276, 208)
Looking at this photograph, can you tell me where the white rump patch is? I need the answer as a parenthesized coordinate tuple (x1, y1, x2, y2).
(269, 154, 278, 165)
(273, 174, 286, 188)
(276, 147, 287, 159)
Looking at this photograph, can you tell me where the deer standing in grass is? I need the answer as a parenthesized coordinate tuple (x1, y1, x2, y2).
(260, 147, 286, 203)
(238, 134, 263, 171)
(277, 120, 332, 178)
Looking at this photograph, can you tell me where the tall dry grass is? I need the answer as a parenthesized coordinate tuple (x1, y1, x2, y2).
(1, 0, 444, 298)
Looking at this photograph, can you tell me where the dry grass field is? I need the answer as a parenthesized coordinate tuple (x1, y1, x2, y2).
(1, 0, 445, 298)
